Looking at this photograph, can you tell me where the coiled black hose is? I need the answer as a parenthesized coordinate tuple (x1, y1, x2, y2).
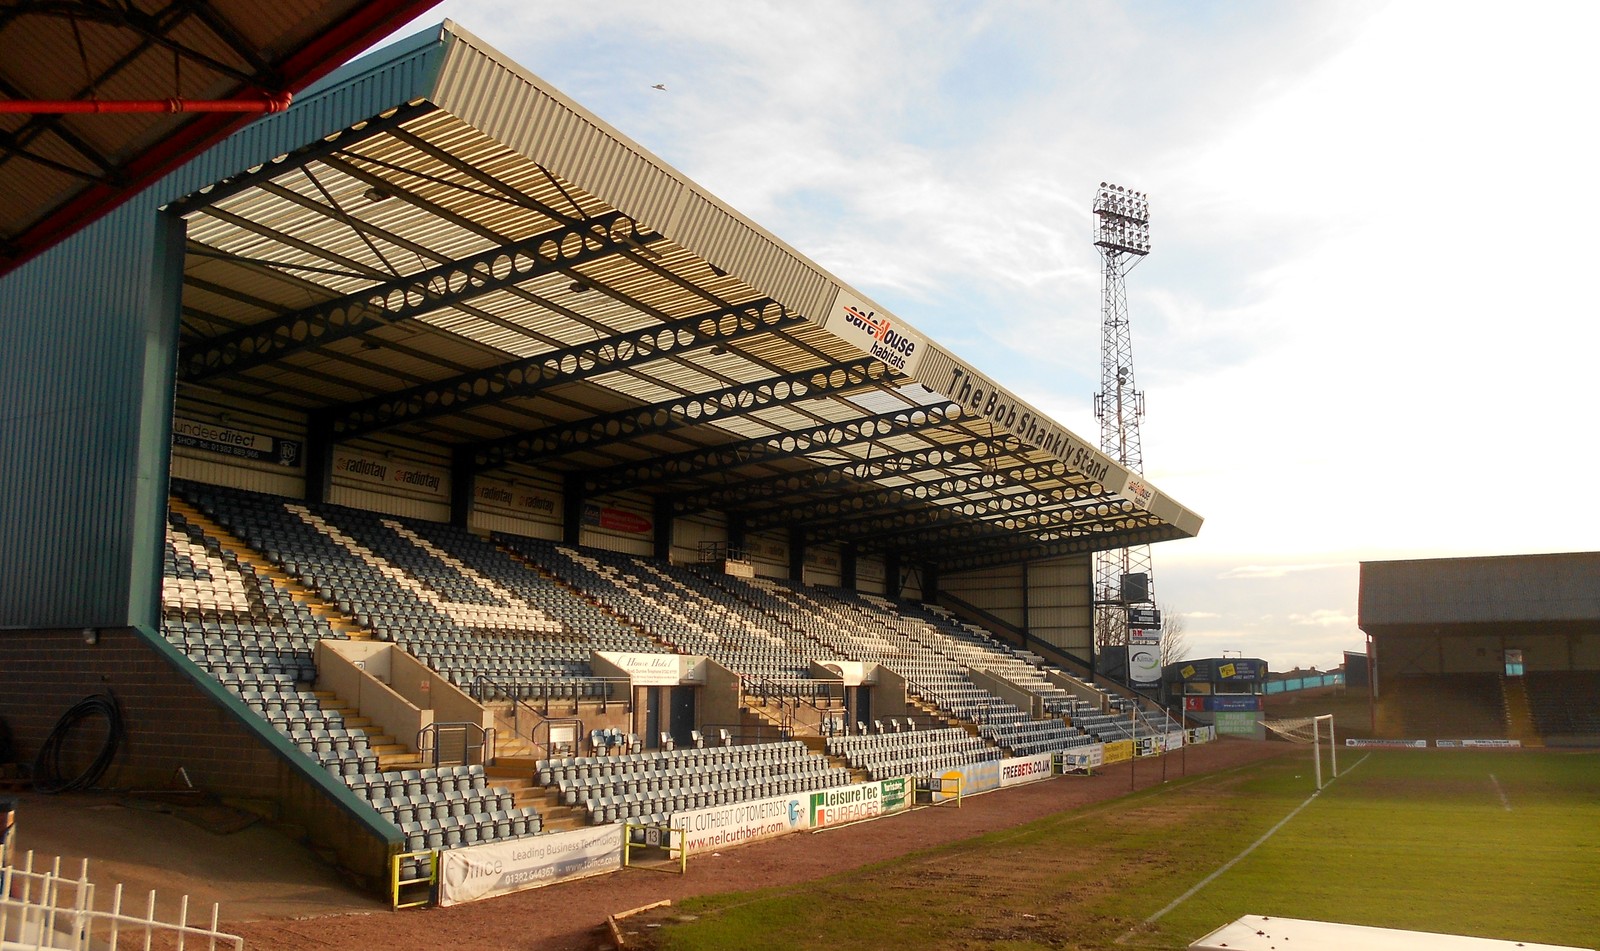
(33, 693, 123, 794)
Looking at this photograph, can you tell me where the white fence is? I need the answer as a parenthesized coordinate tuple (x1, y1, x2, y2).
(1, 849, 242, 951)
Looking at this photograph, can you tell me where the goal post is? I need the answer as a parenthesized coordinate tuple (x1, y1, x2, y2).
(1259, 714, 1339, 790)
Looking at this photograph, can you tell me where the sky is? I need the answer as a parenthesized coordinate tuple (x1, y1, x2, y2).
(379, 1, 1600, 671)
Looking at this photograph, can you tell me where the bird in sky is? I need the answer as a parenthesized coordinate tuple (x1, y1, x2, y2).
(650, 83, 667, 91)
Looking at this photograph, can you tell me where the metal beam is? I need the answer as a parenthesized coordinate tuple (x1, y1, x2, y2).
(581, 402, 966, 497)
(671, 435, 1024, 516)
(939, 524, 1191, 574)
(762, 484, 1148, 564)
(744, 455, 1101, 533)
(469, 358, 896, 472)
(178, 210, 653, 381)
(851, 502, 1152, 559)
(164, 102, 434, 216)
(326, 297, 795, 440)
(747, 480, 1081, 539)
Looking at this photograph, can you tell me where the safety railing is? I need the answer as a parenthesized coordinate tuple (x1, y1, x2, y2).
(417, 721, 494, 768)
(470, 674, 630, 716)
(743, 676, 845, 736)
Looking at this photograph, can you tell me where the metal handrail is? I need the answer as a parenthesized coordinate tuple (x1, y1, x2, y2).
(471, 673, 630, 716)
(744, 675, 845, 735)
(533, 716, 585, 759)
(416, 721, 494, 768)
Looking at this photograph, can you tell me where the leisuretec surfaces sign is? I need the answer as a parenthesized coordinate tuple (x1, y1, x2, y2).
(823, 289, 926, 377)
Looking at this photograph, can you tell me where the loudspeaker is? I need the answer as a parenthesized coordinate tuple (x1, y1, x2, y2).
(1119, 572, 1149, 604)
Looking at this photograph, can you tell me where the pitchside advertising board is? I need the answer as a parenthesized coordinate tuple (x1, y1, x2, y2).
(437, 824, 621, 906)
(440, 740, 1226, 905)
(671, 778, 913, 854)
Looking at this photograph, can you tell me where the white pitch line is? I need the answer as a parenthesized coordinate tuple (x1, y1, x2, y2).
(1490, 773, 1512, 811)
(1116, 752, 1372, 945)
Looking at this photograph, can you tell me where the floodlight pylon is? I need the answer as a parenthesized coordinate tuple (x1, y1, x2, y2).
(1091, 182, 1155, 660)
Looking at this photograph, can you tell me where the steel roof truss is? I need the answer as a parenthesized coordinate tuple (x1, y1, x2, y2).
(326, 297, 794, 440)
(682, 435, 1027, 518)
(469, 357, 894, 472)
(582, 402, 964, 497)
(178, 210, 654, 380)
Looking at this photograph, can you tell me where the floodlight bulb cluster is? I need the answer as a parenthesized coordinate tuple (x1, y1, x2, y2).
(1095, 182, 1149, 222)
(1093, 182, 1151, 254)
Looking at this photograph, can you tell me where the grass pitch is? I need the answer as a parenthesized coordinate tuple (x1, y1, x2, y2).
(652, 750, 1600, 950)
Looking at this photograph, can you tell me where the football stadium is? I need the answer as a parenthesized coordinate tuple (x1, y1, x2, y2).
(2, 8, 1597, 951)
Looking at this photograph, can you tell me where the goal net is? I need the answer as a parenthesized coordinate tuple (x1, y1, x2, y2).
(1260, 714, 1339, 790)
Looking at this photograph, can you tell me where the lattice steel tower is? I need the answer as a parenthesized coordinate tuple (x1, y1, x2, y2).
(1091, 182, 1153, 654)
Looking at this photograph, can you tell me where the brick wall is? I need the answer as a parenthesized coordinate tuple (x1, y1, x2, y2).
(0, 627, 395, 886)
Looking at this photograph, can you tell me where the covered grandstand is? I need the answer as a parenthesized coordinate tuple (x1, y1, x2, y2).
(0, 21, 1205, 893)
(1360, 552, 1600, 747)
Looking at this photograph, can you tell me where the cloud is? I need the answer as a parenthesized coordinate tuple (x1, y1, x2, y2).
(1288, 610, 1356, 629)
(1218, 563, 1347, 580)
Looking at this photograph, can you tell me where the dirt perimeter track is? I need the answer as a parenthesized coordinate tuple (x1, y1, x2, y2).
(15, 740, 1289, 950)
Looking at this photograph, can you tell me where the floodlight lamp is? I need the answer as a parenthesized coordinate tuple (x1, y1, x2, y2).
(568, 281, 589, 294)
(363, 185, 392, 202)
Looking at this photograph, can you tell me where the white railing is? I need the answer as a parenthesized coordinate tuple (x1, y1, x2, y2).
(1, 850, 242, 951)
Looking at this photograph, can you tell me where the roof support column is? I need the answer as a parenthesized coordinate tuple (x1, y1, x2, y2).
(840, 543, 857, 591)
(653, 496, 674, 563)
(884, 550, 902, 601)
(563, 473, 585, 547)
(450, 449, 474, 529)
(303, 413, 333, 505)
(727, 513, 747, 559)
(922, 562, 940, 602)
(788, 528, 805, 583)
(1020, 560, 1032, 652)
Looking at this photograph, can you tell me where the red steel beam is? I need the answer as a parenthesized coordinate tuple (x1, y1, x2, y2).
(1, 0, 443, 277)
(0, 94, 292, 114)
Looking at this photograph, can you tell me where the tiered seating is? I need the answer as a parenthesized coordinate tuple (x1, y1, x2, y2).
(1379, 673, 1508, 738)
(978, 710, 1087, 753)
(537, 741, 850, 826)
(176, 483, 663, 697)
(162, 509, 376, 778)
(732, 576, 1094, 754)
(351, 764, 543, 850)
(1525, 671, 1600, 736)
(1069, 708, 1174, 743)
(165, 484, 550, 863)
(497, 537, 834, 686)
(826, 726, 1001, 779)
(163, 478, 1192, 875)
